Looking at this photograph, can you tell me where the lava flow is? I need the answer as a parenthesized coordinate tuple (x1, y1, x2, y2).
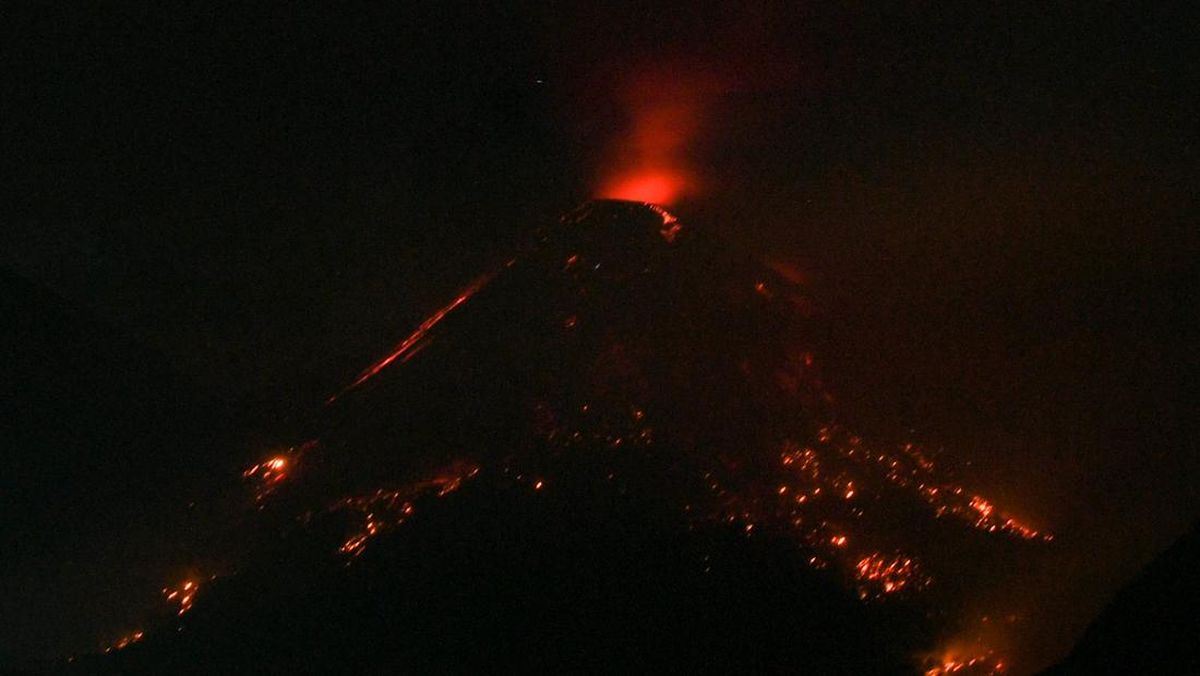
(94, 200, 1053, 674)
(327, 270, 498, 402)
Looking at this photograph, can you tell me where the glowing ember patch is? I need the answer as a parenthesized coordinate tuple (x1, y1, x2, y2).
(162, 579, 200, 616)
(244, 456, 288, 481)
(924, 653, 1008, 675)
(970, 496, 994, 517)
(964, 496, 1046, 540)
(334, 462, 481, 559)
(854, 553, 929, 599)
(242, 442, 316, 502)
(104, 630, 144, 653)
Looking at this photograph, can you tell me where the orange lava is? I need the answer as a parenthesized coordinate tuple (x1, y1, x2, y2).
(925, 654, 1007, 675)
(853, 552, 930, 599)
(329, 272, 496, 401)
(335, 462, 481, 559)
(104, 630, 144, 653)
(162, 579, 200, 616)
(243, 455, 288, 483)
(599, 170, 688, 205)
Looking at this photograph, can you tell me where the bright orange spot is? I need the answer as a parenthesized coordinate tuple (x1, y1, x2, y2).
(163, 579, 200, 616)
(594, 66, 723, 206)
(598, 171, 687, 205)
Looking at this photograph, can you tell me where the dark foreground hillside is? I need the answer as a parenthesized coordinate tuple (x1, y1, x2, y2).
(69, 480, 924, 674)
(1046, 520, 1200, 674)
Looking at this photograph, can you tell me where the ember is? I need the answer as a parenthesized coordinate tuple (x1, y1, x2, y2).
(162, 579, 200, 616)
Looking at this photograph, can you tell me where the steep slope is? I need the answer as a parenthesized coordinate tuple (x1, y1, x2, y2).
(69, 201, 1053, 674)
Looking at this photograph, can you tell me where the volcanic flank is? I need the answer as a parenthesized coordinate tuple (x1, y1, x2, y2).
(79, 201, 1052, 674)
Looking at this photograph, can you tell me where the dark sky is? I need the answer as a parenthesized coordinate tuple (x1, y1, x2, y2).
(3, 2, 1197, 670)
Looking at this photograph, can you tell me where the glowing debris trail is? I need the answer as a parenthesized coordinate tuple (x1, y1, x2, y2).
(162, 579, 200, 616)
(103, 630, 144, 654)
(327, 271, 498, 403)
(333, 462, 481, 559)
(924, 652, 1008, 675)
(242, 441, 317, 502)
(243, 454, 289, 499)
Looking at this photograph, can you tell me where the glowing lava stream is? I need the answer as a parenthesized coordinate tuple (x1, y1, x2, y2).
(329, 203, 679, 404)
(327, 270, 497, 402)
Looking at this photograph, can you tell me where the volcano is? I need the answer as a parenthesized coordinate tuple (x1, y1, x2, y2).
(77, 201, 1052, 674)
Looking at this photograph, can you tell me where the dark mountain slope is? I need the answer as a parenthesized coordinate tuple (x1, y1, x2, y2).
(1046, 519, 1200, 674)
(0, 269, 244, 664)
(28, 201, 1052, 673)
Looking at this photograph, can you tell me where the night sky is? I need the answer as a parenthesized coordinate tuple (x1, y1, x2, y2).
(3, 2, 1197, 671)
